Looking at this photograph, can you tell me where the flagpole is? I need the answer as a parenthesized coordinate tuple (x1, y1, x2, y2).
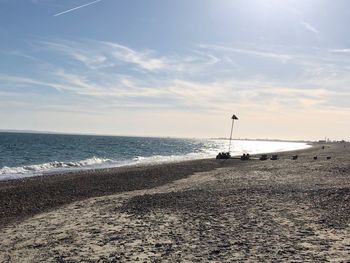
(228, 118, 234, 153)
(228, 114, 238, 154)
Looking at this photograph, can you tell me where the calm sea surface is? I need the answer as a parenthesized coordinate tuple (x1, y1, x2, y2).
(0, 132, 310, 180)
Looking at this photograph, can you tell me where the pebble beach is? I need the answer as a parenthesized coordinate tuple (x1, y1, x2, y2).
(0, 142, 349, 262)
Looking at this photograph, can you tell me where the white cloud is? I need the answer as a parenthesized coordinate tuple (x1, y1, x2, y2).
(37, 39, 170, 71)
(329, 49, 350, 53)
(3, 39, 350, 116)
(0, 74, 66, 92)
(199, 44, 292, 62)
(36, 40, 112, 70)
(2, 67, 350, 116)
(300, 21, 319, 36)
(103, 42, 167, 71)
(34, 38, 233, 79)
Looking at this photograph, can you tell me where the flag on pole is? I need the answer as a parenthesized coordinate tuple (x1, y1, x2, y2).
(231, 114, 238, 120)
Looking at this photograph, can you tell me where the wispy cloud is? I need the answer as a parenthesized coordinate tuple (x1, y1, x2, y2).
(103, 42, 168, 71)
(3, 38, 350, 115)
(2, 66, 349, 114)
(0, 74, 66, 92)
(199, 44, 292, 62)
(54, 0, 102, 17)
(300, 21, 319, 37)
(37, 39, 171, 71)
(36, 39, 224, 74)
(329, 49, 350, 53)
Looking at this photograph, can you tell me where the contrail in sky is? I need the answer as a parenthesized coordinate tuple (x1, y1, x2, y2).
(54, 0, 102, 17)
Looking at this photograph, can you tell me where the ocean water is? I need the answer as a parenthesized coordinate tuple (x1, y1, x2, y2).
(0, 132, 310, 180)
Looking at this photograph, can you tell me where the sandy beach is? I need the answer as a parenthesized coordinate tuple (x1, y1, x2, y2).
(0, 142, 349, 262)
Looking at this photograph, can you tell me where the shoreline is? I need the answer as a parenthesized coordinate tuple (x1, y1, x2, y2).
(0, 139, 312, 182)
(1, 142, 349, 261)
(0, 143, 316, 228)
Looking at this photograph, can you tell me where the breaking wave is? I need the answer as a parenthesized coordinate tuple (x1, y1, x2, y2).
(0, 157, 112, 180)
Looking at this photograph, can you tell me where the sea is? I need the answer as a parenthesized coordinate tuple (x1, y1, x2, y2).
(0, 132, 310, 181)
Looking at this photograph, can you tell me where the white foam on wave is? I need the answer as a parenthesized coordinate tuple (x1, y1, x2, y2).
(0, 156, 112, 181)
(131, 140, 310, 166)
(131, 152, 208, 165)
(0, 140, 311, 181)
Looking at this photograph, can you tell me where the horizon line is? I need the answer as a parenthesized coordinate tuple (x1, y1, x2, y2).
(0, 129, 318, 142)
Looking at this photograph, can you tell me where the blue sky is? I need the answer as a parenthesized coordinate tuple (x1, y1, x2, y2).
(0, 0, 349, 140)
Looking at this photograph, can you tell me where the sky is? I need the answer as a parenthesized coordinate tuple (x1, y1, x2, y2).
(0, 0, 349, 140)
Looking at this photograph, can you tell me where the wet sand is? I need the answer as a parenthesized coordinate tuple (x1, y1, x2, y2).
(0, 142, 349, 262)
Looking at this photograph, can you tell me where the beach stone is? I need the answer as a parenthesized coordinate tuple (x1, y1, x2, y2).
(1, 143, 350, 262)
